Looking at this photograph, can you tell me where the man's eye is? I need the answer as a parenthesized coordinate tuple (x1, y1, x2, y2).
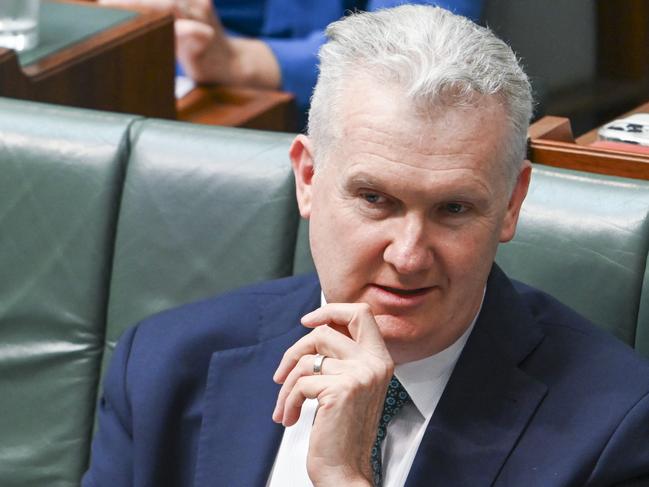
(443, 202, 467, 214)
(360, 192, 385, 205)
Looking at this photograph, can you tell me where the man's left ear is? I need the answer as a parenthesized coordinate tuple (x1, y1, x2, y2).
(289, 134, 316, 219)
(499, 160, 532, 243)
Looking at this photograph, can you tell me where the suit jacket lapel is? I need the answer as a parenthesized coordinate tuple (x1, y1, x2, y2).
(406, 265, 548, 487)
(193, 277, 320, 487)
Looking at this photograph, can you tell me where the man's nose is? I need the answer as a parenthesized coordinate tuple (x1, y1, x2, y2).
(382, 217, 434, 275)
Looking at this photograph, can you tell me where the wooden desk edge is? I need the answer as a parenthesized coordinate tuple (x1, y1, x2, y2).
(528, 116, 574, 142)
(22, 1, 174, 81)
(177, 85, 296, 131)
(0, 1, 176, 119)
(529, 138, 649, 180)
(528, 112, 649, 180)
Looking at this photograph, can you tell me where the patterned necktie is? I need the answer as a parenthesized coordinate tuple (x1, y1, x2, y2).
(371, 376, 411, 487)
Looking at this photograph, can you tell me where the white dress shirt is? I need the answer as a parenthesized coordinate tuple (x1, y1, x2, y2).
(267, 294, 481, 487)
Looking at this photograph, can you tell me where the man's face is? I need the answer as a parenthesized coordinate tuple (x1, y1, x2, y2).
(291, 81, 530, 364)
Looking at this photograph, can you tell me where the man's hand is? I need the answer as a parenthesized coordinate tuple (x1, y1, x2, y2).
(99, 0, 280, 89)
(273, 303, 394, 486)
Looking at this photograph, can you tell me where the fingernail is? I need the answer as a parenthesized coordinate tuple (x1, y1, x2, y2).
(273, 370, 285, 384)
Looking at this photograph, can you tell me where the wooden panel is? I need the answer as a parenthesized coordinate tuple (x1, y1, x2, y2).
(11, 1, 297, 130)
(0, 1, 175, 119)
(528, 116, 574, 143)
(598, 0, 649, 81)
(529, 139, 649, 180)
(177, 85, 297, 132)
(528, 112, 649, 180)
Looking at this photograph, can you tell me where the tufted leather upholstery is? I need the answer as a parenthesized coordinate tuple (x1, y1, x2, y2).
(0, 100, 136, 486)
(102, 121, 298, 380)
(496, 168, 649, 349)
(1, 97, 648, 486)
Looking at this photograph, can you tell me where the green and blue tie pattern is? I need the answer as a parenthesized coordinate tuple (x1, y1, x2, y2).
(371, 376, 411, 486)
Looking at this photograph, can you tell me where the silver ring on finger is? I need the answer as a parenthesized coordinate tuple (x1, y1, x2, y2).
(313, 353, 326, 375)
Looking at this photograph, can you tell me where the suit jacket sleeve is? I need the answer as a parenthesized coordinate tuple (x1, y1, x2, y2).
(587, 390, 649, 486)
(82, 326, 138, 487)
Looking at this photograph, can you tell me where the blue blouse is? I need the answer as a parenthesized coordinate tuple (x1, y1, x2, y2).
(214, 0, 484, 117)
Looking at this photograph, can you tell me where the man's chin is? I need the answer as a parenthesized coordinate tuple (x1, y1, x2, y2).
(374, 313, 451, 363)
(375, 313, 429, 345)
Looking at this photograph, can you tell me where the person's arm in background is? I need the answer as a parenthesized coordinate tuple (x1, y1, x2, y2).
(260, 0, 484, 116)
(98, 0, 281, 90)
(98, 0, 483, 113)
(174, 0, 281, 89)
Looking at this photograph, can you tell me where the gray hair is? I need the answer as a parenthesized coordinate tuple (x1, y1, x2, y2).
(308, 5, 533, 185)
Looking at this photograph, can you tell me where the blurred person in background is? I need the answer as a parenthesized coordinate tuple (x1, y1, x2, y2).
(98, 0, 483, 122)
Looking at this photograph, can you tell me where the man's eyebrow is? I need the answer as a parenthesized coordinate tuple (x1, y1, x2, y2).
(347, 170, 485, 194)
(344, 172, 385, 188)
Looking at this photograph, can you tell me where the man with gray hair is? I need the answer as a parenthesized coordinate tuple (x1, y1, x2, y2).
(84, 5, 649, 486)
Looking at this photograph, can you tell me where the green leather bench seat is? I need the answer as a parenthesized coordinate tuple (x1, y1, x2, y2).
(1, 97, 649, 486)
(0, 99, 137, 486)
(103, 120, 299, 373)
(495, 166, 649, 351)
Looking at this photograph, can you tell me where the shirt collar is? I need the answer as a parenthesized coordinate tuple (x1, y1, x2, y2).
(394, 312, 477, 419)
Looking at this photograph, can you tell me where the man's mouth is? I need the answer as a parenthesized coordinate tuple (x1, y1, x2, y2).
(376, 285, 432, 296)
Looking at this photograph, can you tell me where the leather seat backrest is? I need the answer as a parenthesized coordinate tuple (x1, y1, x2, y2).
(496, 165, 649, 355)
(0, 98, 137, 486)
(102, 121, 299, 375)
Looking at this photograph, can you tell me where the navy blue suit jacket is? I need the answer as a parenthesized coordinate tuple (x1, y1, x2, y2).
(83, 265, 649, 486)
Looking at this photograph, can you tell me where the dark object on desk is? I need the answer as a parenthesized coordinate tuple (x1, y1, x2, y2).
(0, 0, 176, 119)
